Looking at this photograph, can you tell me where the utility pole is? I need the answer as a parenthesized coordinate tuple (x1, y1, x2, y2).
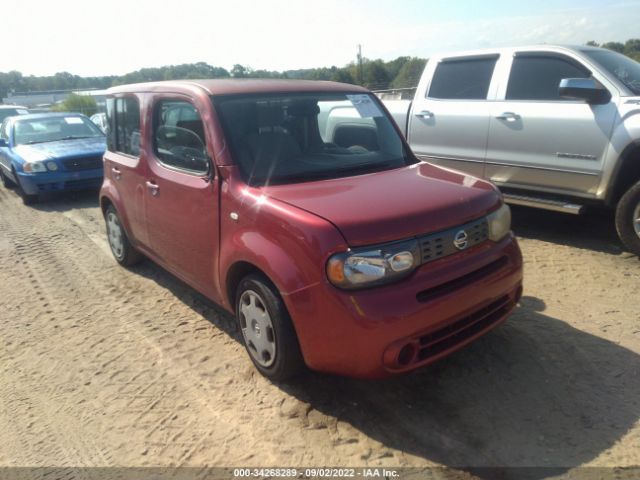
(357, 44, 363, 85)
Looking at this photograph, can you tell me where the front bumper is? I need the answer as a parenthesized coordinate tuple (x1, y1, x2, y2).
(17, 168, 104, 195)
(284, 234, 523, 378)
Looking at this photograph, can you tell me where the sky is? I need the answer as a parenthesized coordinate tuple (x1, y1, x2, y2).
(3, 0, 640, 77)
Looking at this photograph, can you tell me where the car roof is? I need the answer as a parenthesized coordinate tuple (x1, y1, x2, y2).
(107, 78, 369, 96)
(430, 44, 607, 59)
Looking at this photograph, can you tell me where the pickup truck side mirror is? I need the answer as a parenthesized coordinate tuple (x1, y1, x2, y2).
(559, 78, 611, 104)
(0, 138, 8, 148)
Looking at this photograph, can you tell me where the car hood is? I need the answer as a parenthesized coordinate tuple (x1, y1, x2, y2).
(13, 137, 106, 162)
(261, 162, 501, 246)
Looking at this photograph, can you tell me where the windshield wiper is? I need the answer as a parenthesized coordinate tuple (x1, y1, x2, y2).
(23, 140, 49, 145)
(260, 160, 403, 185)
(60, 135, 98, 141)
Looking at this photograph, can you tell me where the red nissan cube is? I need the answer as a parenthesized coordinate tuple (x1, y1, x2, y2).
(100, 79, 523, 380)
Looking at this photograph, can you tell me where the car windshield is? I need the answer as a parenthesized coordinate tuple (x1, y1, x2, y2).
(582, 49, 640, 95)
(14, 115, 104, 145)
(212, 92, 413, 186)
(0, 108, 29, 123)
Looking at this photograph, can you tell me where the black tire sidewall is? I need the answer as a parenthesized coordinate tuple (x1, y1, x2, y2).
(235, 274, 304, 381)
(615, 182, 640, 256)
(105, 205, 142, 266)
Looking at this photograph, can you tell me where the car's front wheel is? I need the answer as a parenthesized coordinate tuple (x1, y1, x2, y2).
(615, 180, 640, 256)
(104, 205, 143, 266)
(0, 168, 15, 189)
(235, 273, 305, 381)
(12, 167, 38, 205)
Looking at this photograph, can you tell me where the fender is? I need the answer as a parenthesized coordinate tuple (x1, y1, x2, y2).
(217, 172, 349, 311)
(600, 103, 640, 204)
(99, 177, 136, 242)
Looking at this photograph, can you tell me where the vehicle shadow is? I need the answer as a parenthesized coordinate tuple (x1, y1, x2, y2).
(126, 254, 640, 478)
(510, 205, 630, 256)
(26, 188, 101, 212)
(277, 296, 639, 477)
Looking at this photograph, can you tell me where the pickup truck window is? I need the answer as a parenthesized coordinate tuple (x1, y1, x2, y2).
(428, 57, 498, 100)
(581, 49, 640, 95)
(213, 92, 413, 186)
(506, 55, 591, 101)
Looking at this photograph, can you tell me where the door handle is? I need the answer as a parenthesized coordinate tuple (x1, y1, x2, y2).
(146, 180, 159, 196)
(415, 110, 434, 119)
(111, 167, 121, 180)
(495, 112, 520, 121)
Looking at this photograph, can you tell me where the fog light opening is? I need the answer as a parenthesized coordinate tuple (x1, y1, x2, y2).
(397, 343, 416, 367)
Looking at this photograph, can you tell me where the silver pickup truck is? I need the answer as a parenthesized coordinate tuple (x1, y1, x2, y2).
(383, 44, 640, 255)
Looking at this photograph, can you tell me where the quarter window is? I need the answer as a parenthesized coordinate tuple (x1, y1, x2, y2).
(428, 57, 498, 100)
(153, 100, 208, 174)
(107, 96, 141, 156)
(506, 55, 591, 101)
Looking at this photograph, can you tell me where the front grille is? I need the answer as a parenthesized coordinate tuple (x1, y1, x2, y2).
(416, 256, 508, 303)
(418, 217, 488, 264)
(64, 178, 102, 190)
(61, 156, 103, 171)
(416, 295, 511, 362)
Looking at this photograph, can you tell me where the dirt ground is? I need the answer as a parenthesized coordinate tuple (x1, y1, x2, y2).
(0, 185, 638, 480)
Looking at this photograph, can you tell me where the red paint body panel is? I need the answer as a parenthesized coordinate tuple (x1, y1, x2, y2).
(263, 163, 500, 246)
(100, 80, 524, 378)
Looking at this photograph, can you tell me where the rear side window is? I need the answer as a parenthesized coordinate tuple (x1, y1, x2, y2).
(153, 99, 208, 174)
(428, 57, 498, 100)
(107, 96, 141, 156)
(506, 55, 591, 101)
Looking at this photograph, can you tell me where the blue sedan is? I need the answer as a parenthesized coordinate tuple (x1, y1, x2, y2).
(0, 112, 106, 204)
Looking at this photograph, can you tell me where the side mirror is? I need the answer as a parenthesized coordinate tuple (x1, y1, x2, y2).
(559, 78, 611, 104)
(0, 138, 7, 148)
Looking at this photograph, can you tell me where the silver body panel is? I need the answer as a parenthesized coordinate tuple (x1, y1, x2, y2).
(386, 44, 640, 203)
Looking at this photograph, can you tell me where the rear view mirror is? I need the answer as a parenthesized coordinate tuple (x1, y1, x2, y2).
(0, 138, 7, 147)
(559, 78, 611, 104)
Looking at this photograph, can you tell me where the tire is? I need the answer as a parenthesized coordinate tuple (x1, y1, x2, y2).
(12, 167, 38, 205)
(615, 180, 640, 256)
(0, 168, 14, 189)
(104, 205, 143, 266)
(235, 273, 305, 381)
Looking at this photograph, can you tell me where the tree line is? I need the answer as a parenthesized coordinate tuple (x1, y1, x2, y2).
(1, 38, 639, 101)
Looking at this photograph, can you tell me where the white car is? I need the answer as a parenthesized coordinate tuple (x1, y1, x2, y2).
(90, 112, 108, 133)
(0, 105, 29, 123)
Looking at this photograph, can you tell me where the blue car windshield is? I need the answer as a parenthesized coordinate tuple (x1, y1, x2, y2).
(14, 116, 104, 145)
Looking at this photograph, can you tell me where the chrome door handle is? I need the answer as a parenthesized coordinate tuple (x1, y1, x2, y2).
(146, 181, 159, 196)
(111, 167, 121, 180)
(415, 110, 434, 119)
(495, 112, 520, 121)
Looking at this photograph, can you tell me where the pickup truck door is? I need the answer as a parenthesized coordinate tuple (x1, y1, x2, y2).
(407, 55, 499, 178)
(485, 52, 618, 197)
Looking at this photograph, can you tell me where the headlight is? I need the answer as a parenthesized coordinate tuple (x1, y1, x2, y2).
(327, 239, 421, 289)
(487, 203, 511, 241)
(46, 161, 58, 171)
(23, 162, 47, 173)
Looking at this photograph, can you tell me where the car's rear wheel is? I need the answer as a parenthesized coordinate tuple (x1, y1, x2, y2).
(615, 180, 640, 256)
(235, 273, 305, 381)
(12, 167, 38, 205)
(104, 205, 143, 266)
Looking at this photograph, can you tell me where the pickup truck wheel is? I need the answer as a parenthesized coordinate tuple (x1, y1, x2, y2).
(104, 205, 143, 266)
(615, 180, 640, 256)
(236, 274, 305, 381)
